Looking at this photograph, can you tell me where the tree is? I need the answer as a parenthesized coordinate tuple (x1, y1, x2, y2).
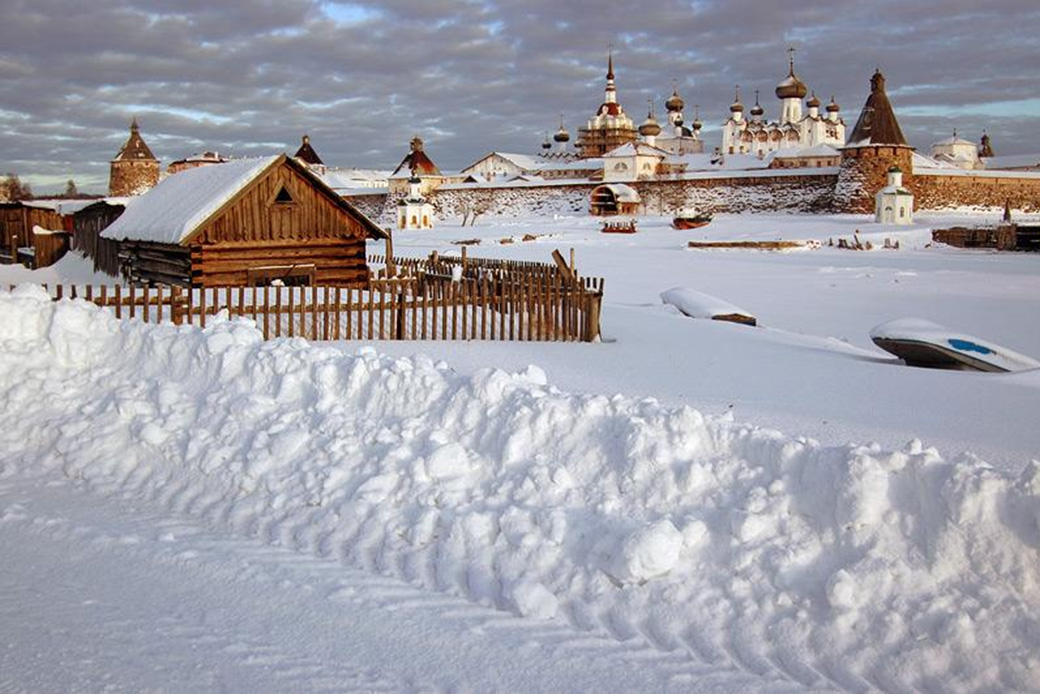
(64, 179, 79, 198)
(1, 173, 32, 201)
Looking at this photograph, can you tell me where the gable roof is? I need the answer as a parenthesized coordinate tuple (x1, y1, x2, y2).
(846, 70, 908, 147)
(102, 155, 387, 245)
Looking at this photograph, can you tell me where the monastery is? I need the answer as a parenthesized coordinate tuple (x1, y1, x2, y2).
(97, 52, 1040, 230)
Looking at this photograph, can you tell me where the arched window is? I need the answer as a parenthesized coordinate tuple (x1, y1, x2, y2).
(411, 215, 417, 226)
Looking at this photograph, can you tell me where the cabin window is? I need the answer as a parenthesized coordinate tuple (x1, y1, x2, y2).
(247, 264, 315, 287)
(274, 186, 295, 204)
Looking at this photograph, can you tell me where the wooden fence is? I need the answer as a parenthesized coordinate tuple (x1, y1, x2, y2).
(16, 275, 603, 342)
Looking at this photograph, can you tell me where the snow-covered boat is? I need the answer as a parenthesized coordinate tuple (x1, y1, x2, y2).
(671, 210, 713, 230)
(661, 287, 757, 326)
(870, 318, 1040, 373)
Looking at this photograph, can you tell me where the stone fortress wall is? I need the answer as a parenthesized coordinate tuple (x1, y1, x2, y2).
(353, 160, 1040, 227)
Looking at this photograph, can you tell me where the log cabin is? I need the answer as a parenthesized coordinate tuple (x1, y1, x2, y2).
(100, 154, 389, 287)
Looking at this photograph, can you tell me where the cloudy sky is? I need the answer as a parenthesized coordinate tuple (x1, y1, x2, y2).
(2, 0, 1038, 194)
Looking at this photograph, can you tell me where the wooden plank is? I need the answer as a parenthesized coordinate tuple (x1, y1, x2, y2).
(323, 286, 330, 341)
(334, 287, 341, 340)
(451, 281, 458, 340)
(274, 286, 282, 337)
(377, 281, 385, 340)
(287, 285, 295, 337)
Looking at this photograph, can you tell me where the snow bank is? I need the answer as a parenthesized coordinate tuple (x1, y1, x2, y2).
(1, 286, 1038, 692)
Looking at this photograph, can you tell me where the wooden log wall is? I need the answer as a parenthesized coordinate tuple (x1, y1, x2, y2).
(14, 277, 605, 343)
(190, 237, 368, 287)
(73, 205, 124, 277)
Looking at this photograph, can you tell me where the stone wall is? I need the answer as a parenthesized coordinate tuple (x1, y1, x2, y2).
(108, 160, 160, 197)
(630, 174, 837, 214)
(833, 145, 914, 214)
(913, 172, 1040, 213)
(344, 164, 1040, 224)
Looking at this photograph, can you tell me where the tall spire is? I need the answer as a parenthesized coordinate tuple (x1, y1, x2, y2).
(847, 69, 908, 146)
(607, 48, 614, 81)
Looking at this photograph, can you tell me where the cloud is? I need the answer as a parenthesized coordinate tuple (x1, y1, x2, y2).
(1, 0, 1036, 193)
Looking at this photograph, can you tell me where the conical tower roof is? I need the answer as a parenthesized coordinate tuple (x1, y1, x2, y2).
(392, 136, 441, 176)
(293, 134, 324, 166)
(113, 118, 157, 162)
(846, 70, 908, 147)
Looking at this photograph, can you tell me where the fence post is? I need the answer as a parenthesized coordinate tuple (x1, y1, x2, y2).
(171, 286, 184, 325)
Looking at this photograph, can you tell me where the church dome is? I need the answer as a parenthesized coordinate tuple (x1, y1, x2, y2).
(826, 96, 840, 113)
(553, 125, 571, 143)
(730, 93, 744, 113)
(806, 92, 820, 108)
(776, 60, 808, 100)
(665, 88, 684, 113)
(750, 101, 764, 117)
(638, 113, 662, 137)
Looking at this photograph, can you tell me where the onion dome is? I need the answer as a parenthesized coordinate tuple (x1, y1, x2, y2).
(826, 95, 840, 113)
(806, 91, 820, 109)
(730, 86, 744, 113)
(553, 116, 570, 143)
(541, 133, 552, 151)
(666, 87, 684, 113)
(750, 90, 764, 117)
(639, 106, 662, 138)
(775, 54, 808, 100)
(692, 105, 703, 131)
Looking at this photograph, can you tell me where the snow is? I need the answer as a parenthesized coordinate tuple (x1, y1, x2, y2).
(2, 210, 1040, 691)
(0, 249, 118, 285)
(101, 156, 277, 244)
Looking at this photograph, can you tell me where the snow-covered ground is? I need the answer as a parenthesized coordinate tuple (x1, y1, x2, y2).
(1, 212, 1038, 693)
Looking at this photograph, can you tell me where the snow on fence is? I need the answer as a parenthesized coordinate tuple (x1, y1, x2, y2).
(16, 274, 603, 343)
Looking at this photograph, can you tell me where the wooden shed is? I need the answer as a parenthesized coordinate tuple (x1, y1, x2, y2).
(0, 202, 65, 264)
(73, 199, 129, 277)
(101, 155, 389, 287)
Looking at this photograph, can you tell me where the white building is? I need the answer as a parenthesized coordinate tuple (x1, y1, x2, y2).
(875, 166, 914, 225)
(722, 54, 846, 157)
(655, 87, 705, 155)
(930, 132, 982, 170)
(601, 141, 672, 182)
(397, 174, 435, 230)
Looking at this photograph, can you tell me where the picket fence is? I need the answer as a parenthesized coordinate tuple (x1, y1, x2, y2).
(18, 273, 603, 343)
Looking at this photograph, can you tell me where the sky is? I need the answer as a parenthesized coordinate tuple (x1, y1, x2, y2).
(1, 0, 1038, 194)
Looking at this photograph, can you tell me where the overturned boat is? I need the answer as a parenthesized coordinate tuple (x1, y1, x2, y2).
(672, 209, 713, 230)
(870, 318, 1040, 373)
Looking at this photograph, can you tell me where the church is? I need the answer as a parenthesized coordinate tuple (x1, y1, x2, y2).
(721, 51, 846, 158)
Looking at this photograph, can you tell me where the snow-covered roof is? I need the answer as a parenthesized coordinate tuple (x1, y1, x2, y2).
(773, 144, 840, 159)
(931, 135, 976, 148)
(320, 168, 391, 190)
(102, 156, 277, 244)
(603, 142, 671, 158)
(671, 152, 775, 171)
(912, 152, 961, 170)
(22, 199, 100, 215)
(983, 153, 1040, 170)
(595, 183, 640, 203)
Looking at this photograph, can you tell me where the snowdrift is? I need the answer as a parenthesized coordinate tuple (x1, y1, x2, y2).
(1, 285, 1038, 692)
